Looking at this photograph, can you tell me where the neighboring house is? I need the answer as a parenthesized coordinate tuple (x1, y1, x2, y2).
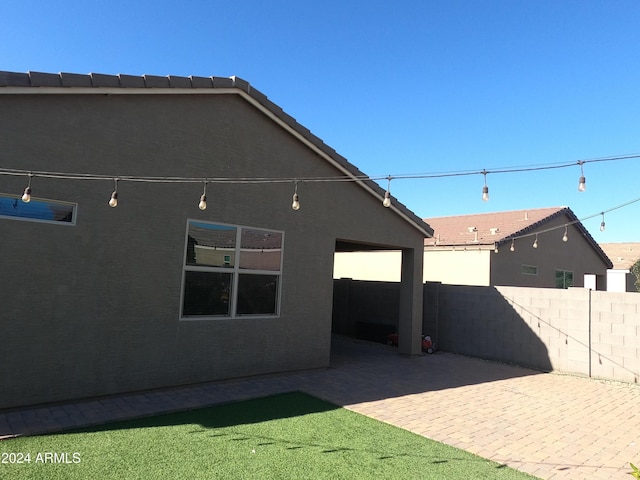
(423, 207, 612, 289)
(600, 243, 640, 292)
(334, 207, 613, 289)
(0, 70, 432, 409)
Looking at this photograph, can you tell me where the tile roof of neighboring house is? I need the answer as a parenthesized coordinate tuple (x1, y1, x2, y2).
(0, 70, 433, 239)
(599, 243, 640, 270)
(424, 207, 613, 267)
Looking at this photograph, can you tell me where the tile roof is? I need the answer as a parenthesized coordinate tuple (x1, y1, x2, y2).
(424, 207, 567, 246)
(424, 207, 613, 268)
(0, 70, 433, 238)
(599, 243, 640, 270)
(0, 71, 238, 89)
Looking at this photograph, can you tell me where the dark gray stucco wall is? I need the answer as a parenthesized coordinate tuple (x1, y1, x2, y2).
(0, 92, 425, 408)
(491, 216, 608, 288)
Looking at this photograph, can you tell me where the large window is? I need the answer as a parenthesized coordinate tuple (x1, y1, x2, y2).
(0, 193, 76, 225)
(181, 220, 283, 319)
(555, 270, 574, 289)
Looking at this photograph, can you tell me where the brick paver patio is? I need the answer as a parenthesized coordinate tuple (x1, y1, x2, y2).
(1, 335, 639, 479)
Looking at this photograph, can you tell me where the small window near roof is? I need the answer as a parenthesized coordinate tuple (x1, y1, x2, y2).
(521, 265, 538, 276)
(0, 193, 76, 225)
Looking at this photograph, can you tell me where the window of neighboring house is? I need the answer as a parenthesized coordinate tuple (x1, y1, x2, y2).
(555, 270, 574, 289)
(0, 193, 76, 225)
(521, 265, 538, 276)
(181, 220, 283, 319)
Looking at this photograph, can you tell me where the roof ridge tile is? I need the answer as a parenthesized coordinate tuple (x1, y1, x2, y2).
(189, 75, 213, 88)
(167, 75, 191, 88)
(118, 74, 145, 88)
(90, 73, 121, 88)
(142, 74, 170, 88)
(60, 72, 93, 87)
(28, 71, 62, 87)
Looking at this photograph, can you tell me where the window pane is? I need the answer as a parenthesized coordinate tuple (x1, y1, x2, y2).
(565, 271, 573, 288)
(186, 222, 236, 267)
(555, 270, 564, 288)
(236, 274, 279, 315)
(555, 270, 573, 289)
(521, 265, 538, 276)
(183, 271, 232, 316)
(239, 229, 282, 270)
(0, 194, 75, 224)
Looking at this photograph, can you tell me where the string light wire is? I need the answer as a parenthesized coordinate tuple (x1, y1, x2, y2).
(0, 153, 637, 186)
(1, 153, 639, 242)
(500, 195, 640, 246)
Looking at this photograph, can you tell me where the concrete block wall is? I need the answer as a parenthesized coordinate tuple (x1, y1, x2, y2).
(426, 285, 553, 371)
(494, 286, 591, 375)
(332, 279, 400, 342)
(590, 291, 640, 383)
(427, 283, 640, 383)
(335, 278, 640, 383)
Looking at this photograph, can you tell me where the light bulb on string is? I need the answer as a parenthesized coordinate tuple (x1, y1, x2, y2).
(562, 226, 568, 242)
(291, 182, 300, 211)
(382, 176, 392, 208)
(533, 234, 538, 249)
(578, 161, 586, 192)
(198, 181, 207, 210)
(494, 243, 499, 253)
(510, 239, 515, 252)
(600, 212, 606, 232)
(22, 173, 33, 203)
(108, 178, 118, 207)
(481, 170, 489, 201)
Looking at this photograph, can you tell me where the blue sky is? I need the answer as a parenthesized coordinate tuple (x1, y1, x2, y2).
(2, 0, 639, 242)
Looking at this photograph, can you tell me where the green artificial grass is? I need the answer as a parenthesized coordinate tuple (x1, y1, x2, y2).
(0, 392, 538, 479)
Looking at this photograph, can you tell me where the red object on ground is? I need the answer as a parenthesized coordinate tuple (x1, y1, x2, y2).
(387, 333, 436, 354)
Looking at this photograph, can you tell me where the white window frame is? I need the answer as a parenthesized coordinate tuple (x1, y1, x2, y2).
(180, 219, 284, 321)
(0, 193, 76, 226)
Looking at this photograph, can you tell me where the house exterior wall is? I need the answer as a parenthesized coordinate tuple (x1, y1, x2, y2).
(423, 249, 491, 286)
(332, 248, 492, 285)
(607, 270, 638, 293)
(607, 270, 629, 292)
(333, 251, 402, 281)
(0, 92, 425, 408)
(490, 218, 608, 289)
(333, 212, 609, 292)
